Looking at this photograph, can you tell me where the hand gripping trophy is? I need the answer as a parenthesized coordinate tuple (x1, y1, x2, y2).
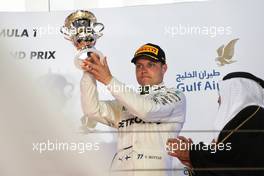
(61, 10, 105, 69)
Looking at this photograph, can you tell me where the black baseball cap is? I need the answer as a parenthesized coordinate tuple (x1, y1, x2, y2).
(131, 43, 166, 64)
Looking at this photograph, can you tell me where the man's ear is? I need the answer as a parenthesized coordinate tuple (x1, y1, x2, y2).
(162, 64, 167, 74)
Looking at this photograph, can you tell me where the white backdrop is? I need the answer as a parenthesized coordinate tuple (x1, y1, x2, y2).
(1, 0, 264, 175)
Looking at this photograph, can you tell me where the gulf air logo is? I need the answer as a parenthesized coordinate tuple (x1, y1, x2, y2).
(215, 38, 239, 66)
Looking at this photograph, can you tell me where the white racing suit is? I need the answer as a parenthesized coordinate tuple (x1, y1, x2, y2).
(80, 72, 186, 176)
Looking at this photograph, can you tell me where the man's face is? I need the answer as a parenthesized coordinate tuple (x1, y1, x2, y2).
(135, 57, 167, 86)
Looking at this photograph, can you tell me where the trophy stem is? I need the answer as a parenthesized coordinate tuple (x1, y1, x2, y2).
(74, 47, 104, 70)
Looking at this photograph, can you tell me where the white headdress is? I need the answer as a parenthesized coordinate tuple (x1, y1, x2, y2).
(214, 72, 264, 140)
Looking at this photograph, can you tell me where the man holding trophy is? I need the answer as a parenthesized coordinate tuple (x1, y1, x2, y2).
(61, 10, 186, 176)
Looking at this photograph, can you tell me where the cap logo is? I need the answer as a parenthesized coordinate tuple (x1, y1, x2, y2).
(135, 45, 158, 55)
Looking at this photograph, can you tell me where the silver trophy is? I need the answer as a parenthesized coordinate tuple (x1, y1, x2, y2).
(61, 10, 104, 68)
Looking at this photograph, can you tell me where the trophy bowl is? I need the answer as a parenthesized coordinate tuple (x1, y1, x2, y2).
(61, 10, 105, 68)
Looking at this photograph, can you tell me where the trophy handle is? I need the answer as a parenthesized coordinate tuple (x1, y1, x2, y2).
(60, 26, 70, 37)
(93, 22, 104, 38)
(74, 48, 104, 70)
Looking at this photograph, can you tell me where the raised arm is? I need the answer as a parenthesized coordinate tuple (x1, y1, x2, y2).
(80, 71, 122, 128)
(107, 77, 186, 123)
